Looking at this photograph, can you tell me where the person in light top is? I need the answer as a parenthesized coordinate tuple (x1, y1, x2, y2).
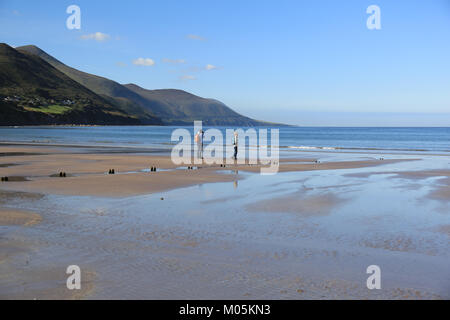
(195, 130, 204, 159)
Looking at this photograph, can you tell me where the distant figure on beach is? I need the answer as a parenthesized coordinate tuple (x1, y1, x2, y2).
(233, 131, 238, 160)
(195, 130, 204, 159)
(201, 130, 205, 159)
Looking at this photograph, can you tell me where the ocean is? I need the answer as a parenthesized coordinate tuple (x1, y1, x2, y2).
(0, 126, 449, 155)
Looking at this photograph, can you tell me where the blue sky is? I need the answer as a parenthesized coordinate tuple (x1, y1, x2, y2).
(1, 0, 449, 126)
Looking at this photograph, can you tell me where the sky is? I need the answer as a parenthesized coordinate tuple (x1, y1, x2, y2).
(1, 0, 450, 126)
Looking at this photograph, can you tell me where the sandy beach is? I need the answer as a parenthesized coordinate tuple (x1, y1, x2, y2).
(0, 144, 417, 197)
(0, 143, 449, 299)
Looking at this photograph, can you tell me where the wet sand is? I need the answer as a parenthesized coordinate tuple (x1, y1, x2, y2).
(345, 169, 450, 203)
(0, 145, 416, 197)
(246, 191, 346, 216)
(0, 208, 42, 226)
(0, 144, 449, 300)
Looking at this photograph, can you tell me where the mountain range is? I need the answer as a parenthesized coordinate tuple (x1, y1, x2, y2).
(0, 43, 271, 126)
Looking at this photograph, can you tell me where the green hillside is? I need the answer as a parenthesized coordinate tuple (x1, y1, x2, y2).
(16, 45, 272, 126)
(0, 43, 161, 125)
(16, 45, 170, 122)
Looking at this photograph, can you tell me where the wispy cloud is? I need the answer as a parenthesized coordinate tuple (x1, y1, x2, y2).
(184, 66, 201, 73)
(162, 58, 186, 64)
(80, 32, 110, 42)
(133, 58, 155, 66)
(186, 34, 206, 41)
(205, 64, 218, 70)
(179, 75, 196, 81)
(116, 62, 127, 67)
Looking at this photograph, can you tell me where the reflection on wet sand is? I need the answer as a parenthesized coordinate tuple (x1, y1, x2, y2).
(0, 208, 42, 226)
(246, 191, 345, 216)
(0, 145, 449, 299)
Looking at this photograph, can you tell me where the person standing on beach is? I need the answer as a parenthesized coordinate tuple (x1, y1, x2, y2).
(233, 131, 238, 160)
(195, 130, 203, 159)
(201, 130, 205, 160)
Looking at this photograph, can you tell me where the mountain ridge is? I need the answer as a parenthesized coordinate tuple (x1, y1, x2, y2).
(3, 43, 283, 126)
(0, 43, 161, 125)
(15, 45, 160, 123)
(123, 84, 263, 126)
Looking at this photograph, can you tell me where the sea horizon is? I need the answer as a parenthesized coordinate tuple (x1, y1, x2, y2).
(1, 126, 449, 155)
